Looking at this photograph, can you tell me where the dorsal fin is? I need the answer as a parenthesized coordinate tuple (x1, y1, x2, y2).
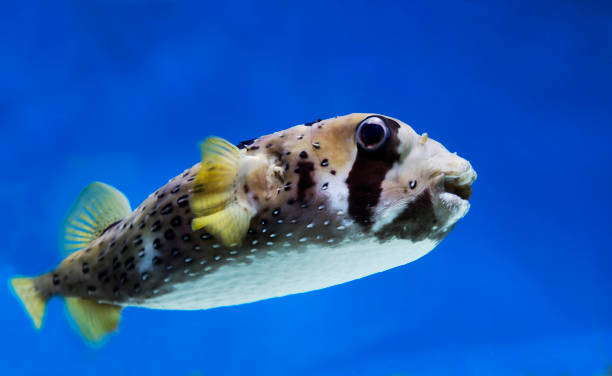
(60, 182, 131, 256)
(190, 137, 254, 247)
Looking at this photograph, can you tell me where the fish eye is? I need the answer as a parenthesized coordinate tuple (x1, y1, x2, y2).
(356, 116, 389, 151)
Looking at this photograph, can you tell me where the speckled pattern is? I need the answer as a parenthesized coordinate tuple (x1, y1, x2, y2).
(34, 113, 476, 309)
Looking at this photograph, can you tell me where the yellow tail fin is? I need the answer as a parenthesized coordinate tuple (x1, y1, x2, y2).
(10, 277, 48, 329)
(65, 297, 122, 343)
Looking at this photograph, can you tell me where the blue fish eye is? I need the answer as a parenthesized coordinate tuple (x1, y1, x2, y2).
(356, 116, 389, 151)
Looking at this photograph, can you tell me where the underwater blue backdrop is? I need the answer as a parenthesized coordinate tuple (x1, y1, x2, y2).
(1, 1, 611, 375)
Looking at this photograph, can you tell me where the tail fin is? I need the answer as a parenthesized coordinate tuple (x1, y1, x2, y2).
(65, 297, 122, 343)
(10, 277, 48, 329)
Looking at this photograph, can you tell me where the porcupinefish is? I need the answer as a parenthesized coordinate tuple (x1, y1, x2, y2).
(10, 113, 476, 343)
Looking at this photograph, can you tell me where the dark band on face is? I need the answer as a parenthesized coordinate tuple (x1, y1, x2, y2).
(374, 188, 443, 242)
(346, 116, 401, 226)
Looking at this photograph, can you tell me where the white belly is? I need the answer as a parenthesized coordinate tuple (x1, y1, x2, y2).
(136, 237, 438, 310)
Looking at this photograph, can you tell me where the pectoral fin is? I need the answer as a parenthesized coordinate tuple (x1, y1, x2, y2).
(190, 137, 254, 246)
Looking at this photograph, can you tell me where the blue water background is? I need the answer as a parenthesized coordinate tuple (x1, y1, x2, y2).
(1, 1, 611, 375)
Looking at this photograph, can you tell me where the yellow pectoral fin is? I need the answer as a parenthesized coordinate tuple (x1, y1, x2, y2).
(191, 202, 252, 247)
(190, 137, 254, 247)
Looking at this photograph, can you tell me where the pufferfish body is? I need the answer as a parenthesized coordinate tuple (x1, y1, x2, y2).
(10, 113, 476, 342)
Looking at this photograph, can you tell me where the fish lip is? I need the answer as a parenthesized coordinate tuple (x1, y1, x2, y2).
(432, 167, 477, 202)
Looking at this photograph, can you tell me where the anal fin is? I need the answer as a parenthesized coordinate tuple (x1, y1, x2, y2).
(65, 297, 122, 343)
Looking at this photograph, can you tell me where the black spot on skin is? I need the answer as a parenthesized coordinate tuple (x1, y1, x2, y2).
(82, 263, 89, 274)
(98, 270, 108, 281)
(87, 286, 96, 295)
(312, 142, 320, 149)
(243, 185, 249, 194)
(321, 182, 329, 190)
(153, 256, 163, 265)
(249, 145, 260, 151)
(288, 198, 296, 205)
(375, 189, 441, 242)
(410, 180, 417, 189)
(266, 143, 273, 148)
(160, 203, 173, 215)
(239, 139, 254, 146)
(321, 159, 329, 167)
(133, 283, 141, 293)
(182, 234, 191, 241)
(295, 161, 315, 203)
(125, 256, 135, 271)
(304, 118, 322, 126)
(164, 229, 176, 240)
(272, 208, 280, 216)
(346, 116, 401, 226)
(177, 195, 189, 207)
(170, 216, 182, 227)
(284, 182, 292, 191)
(171, 185, 181, 194)
(151, 220, 161, 232)
(153, 238, 162, 249)
(331, 170, 336, 175)
(52, 274, 60, 285)
(299, 151, 308, 159)
(133, 236, 143, 245)
(138, 248, 145, 257)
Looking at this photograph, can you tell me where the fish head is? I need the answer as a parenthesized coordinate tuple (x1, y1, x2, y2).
(365, 114, 477, 242)
(238, 113, 476, 245)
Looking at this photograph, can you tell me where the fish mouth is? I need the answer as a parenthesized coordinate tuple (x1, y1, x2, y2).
(431, 166, 477, 212)
(442, 168, 476, 201)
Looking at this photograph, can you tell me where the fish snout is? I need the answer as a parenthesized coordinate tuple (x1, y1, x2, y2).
(430, 154, 477, 202)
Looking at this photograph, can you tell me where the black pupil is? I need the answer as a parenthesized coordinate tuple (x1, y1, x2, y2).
(360, 122, 385, 147)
